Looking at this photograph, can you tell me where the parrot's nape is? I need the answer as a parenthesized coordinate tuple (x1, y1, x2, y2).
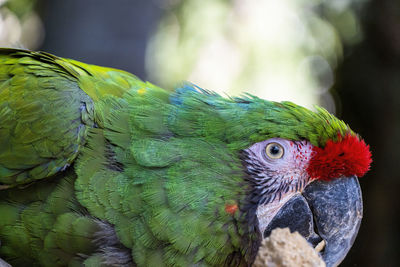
(0, 49, 371, 267)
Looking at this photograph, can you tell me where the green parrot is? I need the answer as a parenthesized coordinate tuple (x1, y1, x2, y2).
(0, 49, 371, 267)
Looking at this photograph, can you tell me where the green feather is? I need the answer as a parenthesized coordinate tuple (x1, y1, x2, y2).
(0, 48, 358, 266)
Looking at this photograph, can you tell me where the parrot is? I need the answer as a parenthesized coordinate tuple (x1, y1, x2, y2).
(0, 48, 371, 267)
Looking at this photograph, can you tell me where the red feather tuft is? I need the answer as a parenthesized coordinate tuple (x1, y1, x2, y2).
(307, 134, 372, 180)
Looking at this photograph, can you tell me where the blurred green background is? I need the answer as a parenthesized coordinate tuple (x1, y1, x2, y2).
(1, 0, 398, 265)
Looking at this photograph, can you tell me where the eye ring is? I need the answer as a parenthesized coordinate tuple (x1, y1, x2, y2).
(265, 142, 284, 159)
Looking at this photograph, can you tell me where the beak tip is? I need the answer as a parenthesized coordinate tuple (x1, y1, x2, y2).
(304, 176, 363, 267)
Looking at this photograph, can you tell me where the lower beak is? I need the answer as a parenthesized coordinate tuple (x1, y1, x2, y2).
(263, 176, 363, 267)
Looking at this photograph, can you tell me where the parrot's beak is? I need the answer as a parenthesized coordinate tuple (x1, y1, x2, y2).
(263, 176, 363, 267)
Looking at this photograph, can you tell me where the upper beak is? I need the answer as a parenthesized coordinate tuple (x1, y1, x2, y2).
(263, 176, 363, 267)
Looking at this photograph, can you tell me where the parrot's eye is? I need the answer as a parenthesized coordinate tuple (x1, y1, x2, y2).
(265, 142, 284, 159)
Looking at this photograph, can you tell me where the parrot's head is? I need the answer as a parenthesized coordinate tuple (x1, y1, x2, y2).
(230, 100, 372, 266)
(114, 86, 372, 267)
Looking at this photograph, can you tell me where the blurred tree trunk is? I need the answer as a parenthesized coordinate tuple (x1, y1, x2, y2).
(39, 0, 162, 79)
(335, 0, 400, 266)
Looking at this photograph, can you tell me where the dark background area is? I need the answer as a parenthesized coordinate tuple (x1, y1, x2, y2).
(337, 0, 400, 265)
(12, 0, 399, 266)
(39, 0, 163, 79)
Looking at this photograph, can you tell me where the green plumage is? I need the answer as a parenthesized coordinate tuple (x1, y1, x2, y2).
(0, 49, 352, 266)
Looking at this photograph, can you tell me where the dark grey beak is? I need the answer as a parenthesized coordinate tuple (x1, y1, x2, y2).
(263, 176, 363, 267)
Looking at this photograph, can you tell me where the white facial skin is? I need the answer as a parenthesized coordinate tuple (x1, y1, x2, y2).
(242, 138, 315, 235)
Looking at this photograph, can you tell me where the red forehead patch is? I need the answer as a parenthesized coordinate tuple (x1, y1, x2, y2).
(307, 134, 372, 180)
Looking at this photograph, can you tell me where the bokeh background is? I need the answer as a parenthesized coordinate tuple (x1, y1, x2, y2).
(1, 0, 398, 265)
